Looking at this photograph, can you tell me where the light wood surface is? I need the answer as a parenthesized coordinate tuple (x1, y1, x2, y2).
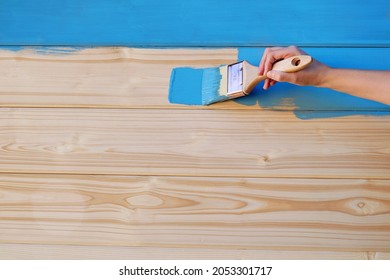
(1, 174, 389, 251)
(0, 47, 237, 109)
(0, 108, 389, 178)
(0, 244, 384, 260)
(0, 47, 389, 259)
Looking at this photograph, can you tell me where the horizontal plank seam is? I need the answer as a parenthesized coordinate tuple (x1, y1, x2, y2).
(2, 242, 390, 254)
(1, 240, 389, 252)
(1, 44, 390, 48)
(0, 171, 389, 180)
(0, 106, 390, 113)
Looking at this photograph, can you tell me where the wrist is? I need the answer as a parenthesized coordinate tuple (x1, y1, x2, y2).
(316, 66, 334, 88)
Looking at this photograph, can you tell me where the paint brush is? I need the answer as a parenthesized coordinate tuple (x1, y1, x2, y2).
(201, 55, 312, 105)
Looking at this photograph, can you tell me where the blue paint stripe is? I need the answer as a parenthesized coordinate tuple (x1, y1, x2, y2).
(168, 67, 204, 105)
(169, 47, 390, 119)
(295, 111, 390, 120)
(237, 47, 390, 111)
(0, 0, 389, 46)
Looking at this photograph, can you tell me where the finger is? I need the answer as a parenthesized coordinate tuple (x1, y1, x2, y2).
(259, 46, 305, 75)
(263, 78, 271, 90)
(270, 80, 277, 86)
(263, 46, 304, 82)
(267, 70, 281, 82)
(267, 70, 297, 84)
(258, 47, 282, 75)
(258, 48, 269, 75)
(263, 54, 278, 80)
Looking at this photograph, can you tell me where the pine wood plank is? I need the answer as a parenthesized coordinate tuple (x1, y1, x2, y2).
(1, 47, 389, 112)
(0, 174, 389, 251)
(0, 47, 237, 109)
(0, 108, 389, 178)
(0, 244, 379, 260)
(375, 252, 390, 260)
(0, 0, 388, 46)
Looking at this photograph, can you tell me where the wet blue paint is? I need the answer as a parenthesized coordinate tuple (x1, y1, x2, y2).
(0, 0, 389, 46)
(0, 46, 84, 54)
(296, 111, 390, 120)
(167, 66, 230, 106)
(168, 67, 204, 105)
(31, 46, 84, 54)
(169, 66, 230, 106)
(0, 46, 25, 51)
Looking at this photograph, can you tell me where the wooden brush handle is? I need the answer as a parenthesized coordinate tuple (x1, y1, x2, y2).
(244, 55, 312, 94)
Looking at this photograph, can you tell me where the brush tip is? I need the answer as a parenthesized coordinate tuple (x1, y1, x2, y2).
(201, 66, 229, 105)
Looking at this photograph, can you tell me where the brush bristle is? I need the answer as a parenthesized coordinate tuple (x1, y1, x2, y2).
(201, 65, 229, 105)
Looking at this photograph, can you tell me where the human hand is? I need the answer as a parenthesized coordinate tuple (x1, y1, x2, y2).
(258, 46, 330, 90)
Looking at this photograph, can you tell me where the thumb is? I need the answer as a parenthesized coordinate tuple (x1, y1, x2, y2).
(267, 70, 296, 84)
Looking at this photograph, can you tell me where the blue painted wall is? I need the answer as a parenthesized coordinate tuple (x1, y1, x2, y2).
(0, 0, 389, 46)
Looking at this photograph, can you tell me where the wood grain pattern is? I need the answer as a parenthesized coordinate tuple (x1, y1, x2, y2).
(375, 252, 390, 260)
(0, 47, 237, 109)
(1, 244, 386, 260)
(0, 108, 389, 178)
(1, 174, 389, 251)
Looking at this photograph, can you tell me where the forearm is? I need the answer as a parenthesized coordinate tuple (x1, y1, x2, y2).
(260, 46, 390, 105)
(320, 68, 390, 105)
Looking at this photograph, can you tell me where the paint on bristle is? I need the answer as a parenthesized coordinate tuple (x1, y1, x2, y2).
(169, 65, 230, 106)
(201, 65, 229, 105)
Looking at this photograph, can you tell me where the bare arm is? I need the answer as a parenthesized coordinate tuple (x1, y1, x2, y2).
(259, 46, 390, 105)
